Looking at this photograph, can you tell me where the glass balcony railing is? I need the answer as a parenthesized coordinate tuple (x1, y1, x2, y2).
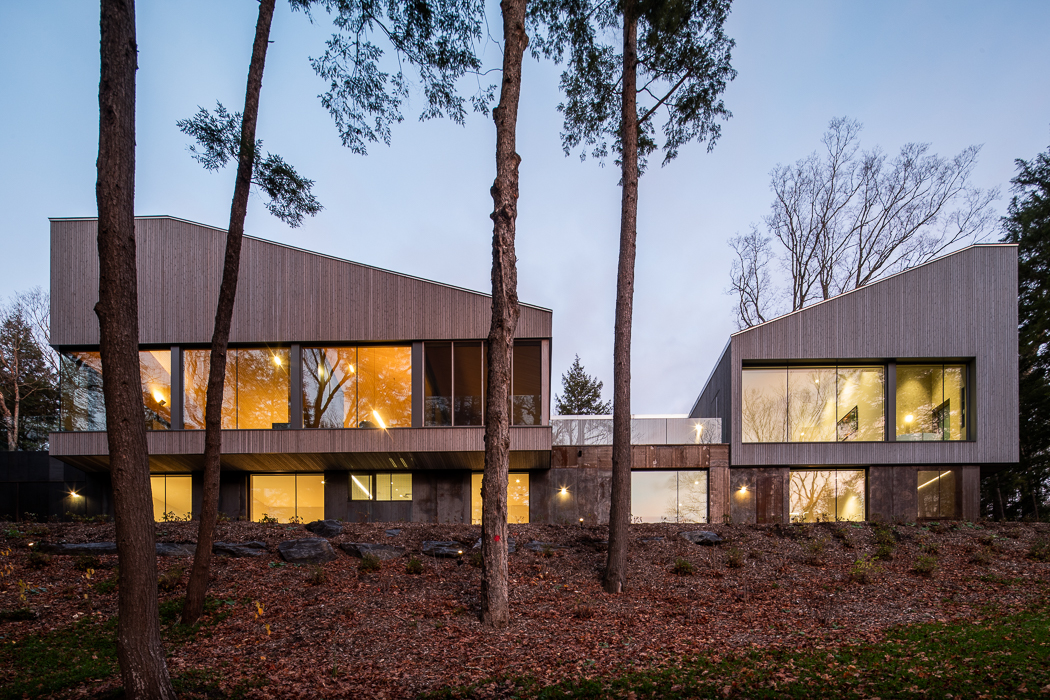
(551, 415, 721, 446)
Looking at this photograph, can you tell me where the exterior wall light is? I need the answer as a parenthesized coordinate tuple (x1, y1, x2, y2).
(559, 487, 569, 496)
(738, 485, 748, 494)
(69, 490, 81, 498)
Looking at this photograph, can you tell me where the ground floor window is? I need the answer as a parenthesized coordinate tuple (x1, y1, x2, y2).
(918, 469, 957, 519)
(789, 469, 866, 522)
(150, 475, 192, 521)
(350, 473, 413, 501)
(250, 474, 324, 523)
(631, 471, 708, 523)
(471, 473, 530, 524)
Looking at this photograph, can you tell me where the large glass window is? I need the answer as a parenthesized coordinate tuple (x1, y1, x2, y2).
(349, 473, 413, 501)
(184, 348, 289, 429)
(60, 350, 172, 431)
(302, 347, 358, 428)
(513, 342, 542, 426)
(424, 342, 453, 426)
(631, 471, 708, 523)
(250, 474, 324, 523)
(424, 342, 485, 427)
(357, 346, 412, 428)
(918, 470, 957, 518)
(471, 472, 530, 524)
(150, 475, 192, 521)
(743, 365, 885, 443)
(896, 364, 967, 441)
(789, 469, 866, 522)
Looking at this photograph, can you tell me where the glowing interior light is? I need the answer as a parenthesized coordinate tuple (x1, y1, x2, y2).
(516, 479, 520, 483)
(348, 363, 355, 373)
(318, 366, 325, 378)
(905, 414, 914, 423)
(273, 355, 283, 366)
(152, 389, 165, 404)
(350, 475, 372, 499)
(694, 480, 699, 485)
(372, 410, 387, 429)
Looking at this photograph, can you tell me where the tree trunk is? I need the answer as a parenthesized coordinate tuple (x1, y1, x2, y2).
(182, 0, 276, 626)
(95, 1, 176, 698)
(603, 0, 639, 595)
(480, 0, 527, 629)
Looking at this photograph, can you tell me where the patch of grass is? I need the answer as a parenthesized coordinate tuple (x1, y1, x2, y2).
(1028, 537, 1050, 562)
(913, 554, 937, 577)
(848, 554, 879, 584)
(431, 607, 1050, 699)
(406, 557, 424, 575)
(305, 565, 326, 586)
(358, 554, 382, 573)
(724, 547, 744, 569)
(671, 557, 694, 576)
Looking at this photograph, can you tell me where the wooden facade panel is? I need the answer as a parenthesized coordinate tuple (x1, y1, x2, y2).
(50, 217, 552, 346)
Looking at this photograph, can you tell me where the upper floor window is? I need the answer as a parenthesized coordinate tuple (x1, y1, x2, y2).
(60, 350, 172, 431)
(896, 364, 967, 441)
(424, 341, 484, 426)
(302, 346, 412, 429)
(184, 347, 290, 430)
(742, 365, 885, 443)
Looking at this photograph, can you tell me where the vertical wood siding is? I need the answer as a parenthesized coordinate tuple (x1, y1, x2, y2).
(51, 217, 552, 346)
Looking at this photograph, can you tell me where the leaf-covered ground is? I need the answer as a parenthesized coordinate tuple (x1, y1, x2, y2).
(1, 519, 1048, 698)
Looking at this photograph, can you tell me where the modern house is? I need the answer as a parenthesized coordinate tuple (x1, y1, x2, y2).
(3, 219, 1017, 525)
(42, 215, 723, 526)
(690, 243, 1019, 524)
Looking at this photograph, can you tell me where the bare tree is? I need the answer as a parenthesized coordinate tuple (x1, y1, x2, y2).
(95, 0, 176, 696)
(729, 117, 998, 327)
(480, 0, 528, 629)
(0, 291, 58, 451)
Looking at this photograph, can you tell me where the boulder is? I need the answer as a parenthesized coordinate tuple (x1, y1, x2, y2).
(213, 541, 268, 558)
(304, 519, 344, 538)
(384, 528, 402, 537)
(35, 542, 117, 555)
(340, 543, 405, 561)
(278, 538, 337, 564)
(472, 537, 517, 553)
(155, 542, 196, 557)
(680, 530, 723, 546)
(639, 536, 665, 544)
(524, 541, 566, 553)
(422, 541, 467, 558)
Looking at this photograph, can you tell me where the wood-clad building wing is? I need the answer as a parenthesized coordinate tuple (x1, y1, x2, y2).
(50, 216, 552, 346)
(692, 244, 1019, 467)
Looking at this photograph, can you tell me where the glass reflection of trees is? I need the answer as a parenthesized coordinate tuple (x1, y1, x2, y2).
(303, 346, 412, 428)
(60, 350, 171, 431)
(742, 365, 885, 443)
(917, 470, 957, 518)
(184, 348, 289, 429)
(512, 342, 542, 426)
(896, 365, 967, 441)
(789, 469, 866, 522)
(630, 471, 708, 523)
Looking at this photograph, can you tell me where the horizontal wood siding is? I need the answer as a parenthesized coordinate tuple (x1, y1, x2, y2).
(727, 245, 1018, 467)
(51, 217, 552, 346)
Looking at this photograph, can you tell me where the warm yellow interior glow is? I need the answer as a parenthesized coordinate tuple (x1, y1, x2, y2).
(151, 475, 192, 521)
(250, 474, 323, 523)
(152, 389, 165, 404)
(372, 410, 387, 429)
(905, 414, 914, 423)
(273, 355, 282, 366)
(351, 474, 372, 500)
(472, 473, 530, 524)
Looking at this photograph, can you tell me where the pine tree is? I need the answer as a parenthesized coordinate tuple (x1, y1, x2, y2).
(555, 355, 612, 415)
(995, 143, 1050, 519)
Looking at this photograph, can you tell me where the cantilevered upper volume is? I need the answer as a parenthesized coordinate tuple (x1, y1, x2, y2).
(690, 243, 1019, 523)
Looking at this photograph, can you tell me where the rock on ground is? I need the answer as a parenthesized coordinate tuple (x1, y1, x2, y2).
(422, 541, 467, 558)
(213, 541, 268, 558)
(305, 519, 344, 538)
(339, 543, 405, 561)
(680, 530, 723, 546)
(278, 538, 337, 564)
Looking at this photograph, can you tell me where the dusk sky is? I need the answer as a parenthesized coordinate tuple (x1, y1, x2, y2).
(2, 0, 1048, 414)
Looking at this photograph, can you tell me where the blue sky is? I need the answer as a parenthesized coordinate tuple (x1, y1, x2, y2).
(1, 0, 1048, 413)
